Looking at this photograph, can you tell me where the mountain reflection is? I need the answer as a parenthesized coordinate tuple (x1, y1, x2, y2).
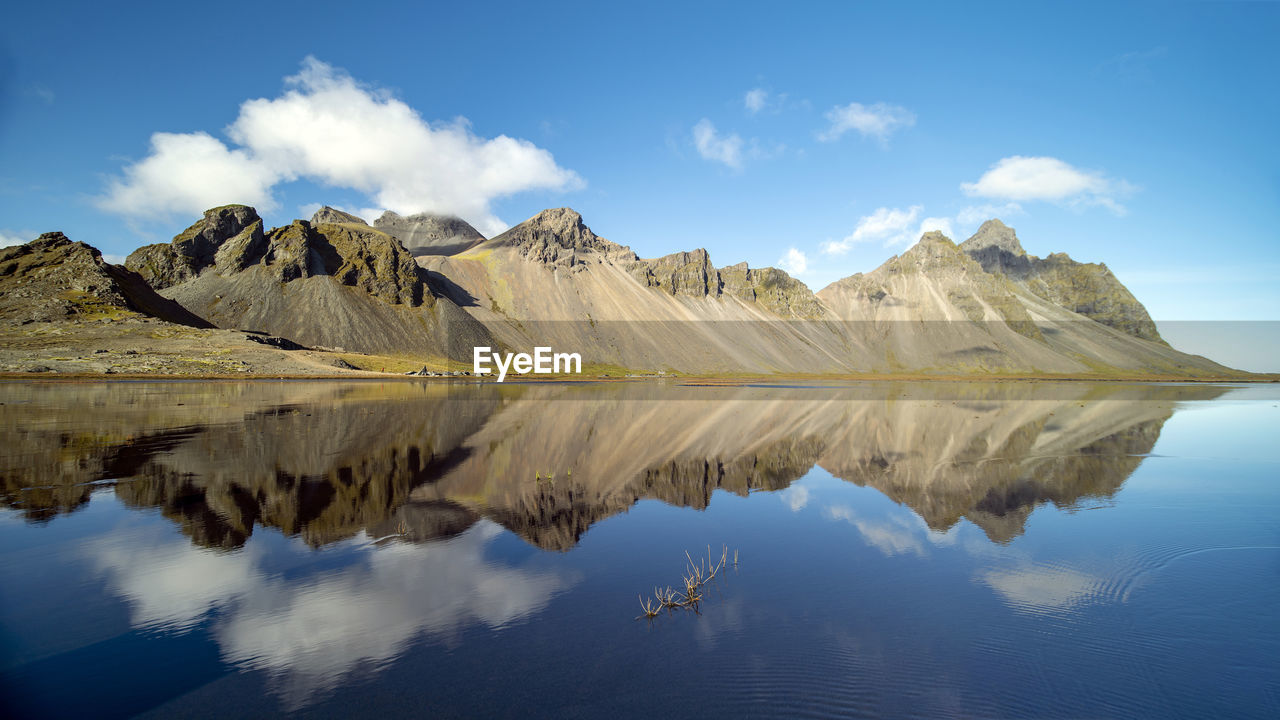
(0, 380, 1228, 550)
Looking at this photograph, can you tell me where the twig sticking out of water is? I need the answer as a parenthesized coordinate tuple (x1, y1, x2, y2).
(636, 545, 733, 620)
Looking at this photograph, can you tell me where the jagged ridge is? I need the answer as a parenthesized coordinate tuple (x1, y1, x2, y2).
(959, 219, 1164, 343)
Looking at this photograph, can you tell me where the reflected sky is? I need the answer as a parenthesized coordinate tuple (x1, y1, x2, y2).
(1, 380, 1277, 718)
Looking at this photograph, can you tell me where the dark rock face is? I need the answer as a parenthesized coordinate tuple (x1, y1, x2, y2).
(960, 219, 1164, 343)
(130, 207, 428, 309)
(315, 223, 426, 306)
(960, 219, 1032, 275)
(628, 243, 826, 317)
(718, 262, 826, 318)
(257, 221, 427, 306)
(0, 232, 209, 326)
(374, 211, 485, 256)
(1021, 254, 1163, 343)
(631, 249, 718, 297)
(244, 332, 307, 351)
(126, 205, 264, 289)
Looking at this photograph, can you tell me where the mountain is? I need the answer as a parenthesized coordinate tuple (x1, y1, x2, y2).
(426, 208, 1235, 376)
(126, 205, 491, 357)
(373, 210, 486, 256)
(307, 206, 486, 257)
(815, 229, 1227, 375)
(0, 231, 209, 327)
(2, 203, 1247, 378)
(420, 208, 855, 373)
(959, 219, 1163, 343)
(309, 206, 369, 225)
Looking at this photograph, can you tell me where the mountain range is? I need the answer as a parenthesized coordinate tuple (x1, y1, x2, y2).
(0, 203, 1244, 377)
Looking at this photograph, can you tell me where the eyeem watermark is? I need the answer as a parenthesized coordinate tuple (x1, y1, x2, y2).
(473, 346, 582, 382)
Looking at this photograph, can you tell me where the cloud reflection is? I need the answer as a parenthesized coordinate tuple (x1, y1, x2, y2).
(87, 521, 575, 707)
(980, 564, 1106, 614)
(779, 484, 810, 512)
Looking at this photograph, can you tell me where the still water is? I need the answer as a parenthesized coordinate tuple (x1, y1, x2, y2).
(0, 380, 1277, 718)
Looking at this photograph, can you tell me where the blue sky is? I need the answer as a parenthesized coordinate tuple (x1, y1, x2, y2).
(1, 1, 1277, 366)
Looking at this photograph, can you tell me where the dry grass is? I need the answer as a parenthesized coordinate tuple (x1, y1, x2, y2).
(637, 545, 734, 620)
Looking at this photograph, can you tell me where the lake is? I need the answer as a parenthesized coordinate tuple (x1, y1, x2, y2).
(1, 379, 1277, 718)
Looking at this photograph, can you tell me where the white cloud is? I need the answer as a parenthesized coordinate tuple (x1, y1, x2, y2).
(692, 119, 744, 170)
(97, 132, 281, 220)
(822, 205, 922, 254)
(961, 156, 1133, 214)
(97, 57, 583, 237)
(744, 88, 768, 114)
(777, 247, 808, 275)
(102, 254, 127, 265)
(818, 102, 915, 144)
(1, 230, 30, 248)
(823, 206, 967, 254)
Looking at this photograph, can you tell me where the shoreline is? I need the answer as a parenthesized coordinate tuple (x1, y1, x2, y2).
(2, 371, 1275, 384)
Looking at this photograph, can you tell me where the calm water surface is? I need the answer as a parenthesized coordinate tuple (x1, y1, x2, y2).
(0, 380, 1277, 718)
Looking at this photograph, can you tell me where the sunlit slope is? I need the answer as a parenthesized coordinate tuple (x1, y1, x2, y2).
(816, 230, 1235, 375)
(422, 208, 858, 373)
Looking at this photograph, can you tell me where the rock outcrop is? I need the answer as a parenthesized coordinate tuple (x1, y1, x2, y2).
(718, 262, 826, 319)
(256, 220, 426, 306)
(629, 249, 719, 297)
(126, 205, 264, 289)
(138, 207, 492, 357)
(0, 232, 209, 326)
(374, 211, 486, 256)
(309, 206, 368, 226)
(625, 249, 825, 317)
(959, 219, 1164, 343)
(488, 207, 637, 268)
(129, 210, 429, 308)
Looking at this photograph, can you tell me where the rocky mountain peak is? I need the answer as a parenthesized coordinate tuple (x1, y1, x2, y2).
(521, 208, 590, 241)
(127, 205, 265, 289)
(493, 208, 635, 267)
(373, 210, 485, 256)
(0, 232, 208, 326)
(959, 219, 1032, 279)
(126, 206, 428, 309)
(960, 218, 1026, 257)
(902, 231, 967, 266)
(952, 221, 1164, 344)
(310, 206, 368, 226)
